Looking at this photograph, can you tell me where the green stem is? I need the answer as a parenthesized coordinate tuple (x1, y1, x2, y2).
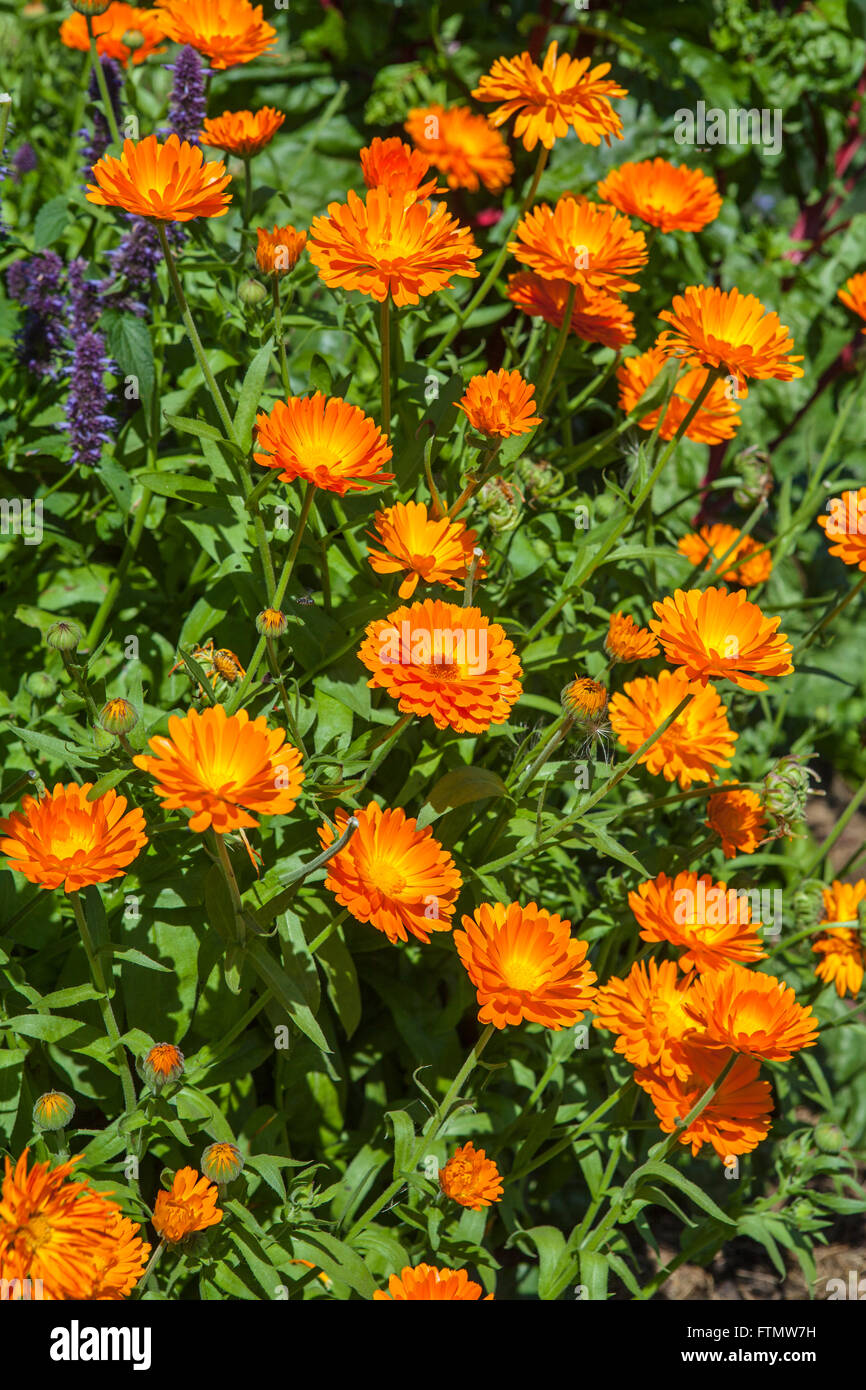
(793, 570, 866, 662)
(379, 295, 391, 432)
(272, 276, 290, 397)
(69, 890, 137, 1119)
(242, 156, 253, 229)
(86, 487, 154, 650)
(510, 1079, 634, 1182)
(536, 283, 577, 413)
(86, 18, 122, 148)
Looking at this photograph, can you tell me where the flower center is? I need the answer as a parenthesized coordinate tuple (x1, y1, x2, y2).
(49, 815, 98, 860)
(420, 660, 461, 681)
(500, 951, 545, 992)
(366, 859, 406, 896)
(19, 1213, 53, 1254)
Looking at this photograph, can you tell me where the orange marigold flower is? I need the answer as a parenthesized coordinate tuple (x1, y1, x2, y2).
(439, 1142, 503, 1210)
(817, 487, 866, 571)
(358, 599, 522, 734)
(472, 40, 626, 151)
(200, 107, 284, 158)
(374, 1263, 493, 1300)
(510, 197, 647, 294)
(507, 271, 635, 350)
(562, 676, 608, 721)
(656, 285, 804, 382)
(617, 347, 741, 445)
(360, 136, 443, 204)
(457, 367, 541, 439)
(706, 785, 768, 859)
(838, 271, 866, 334)
(86, 134, 231, 221)
(597, 158, 721, 233)
(60, 3, 166, 66)
(592, 958, 694, 1079)
(650, 587, 794, 692)
(812, 881, 866, 997)
(636, 1043, 773, 1158)
(151, 1167, 222, 1243)
(156, 0, 276, 68)
(139, 1042, 185, 1090)
(255, 224, 307, 275)
(454, 900, 597, 1030)
(605, 611, 659, 662)
(404, 104, 514, 193)
(677, 524, 771, 587)
(254, 392, 393, 496)
(821, 878, 866, 925)
(0, 1150, 150, 1300)
(319, 802, 461, 945)
(308, 187, 481, 307)
(608, 669, 736, 789)
(367, 500, 484, 600)
(684, 963, 819, 1061)
(629, 870, 766, 974)
(132, 704, 303, 834)
(0, 783, 147, 893)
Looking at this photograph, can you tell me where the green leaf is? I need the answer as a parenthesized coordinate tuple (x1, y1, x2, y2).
(3, 1014, 82, 1042)
(163, 413, 229, 445)
(136, 471, 223, 506)
(246, 938, 331, 1053)
(33, 196, 69, 250)
(233, 336, 274, 450)
(385, 1108, 416, 1178)
(428, 766, 507, 812)
(289, 1229, 377, 1299)
(103, 312, 155, 414)
(315, 929, 361, 1039)
(634, 1162, 736, 1226)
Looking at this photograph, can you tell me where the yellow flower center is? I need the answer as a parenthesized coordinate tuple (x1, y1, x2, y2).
(19, 1213, 53, 1254)
(49, 816, 97, 860)
(500, 951, 545, 992)
(366, 859, 406, 897)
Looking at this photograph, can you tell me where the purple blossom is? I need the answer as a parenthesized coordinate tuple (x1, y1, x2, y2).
(102, 215, 184, 316)
(164, 46, 207, 146)
(6, 251, 67, 376)
(66, 331, 115, 468)
(67, 258, 102, 335)
(12, 142, 37, 180)
(80, 58, 123, 177)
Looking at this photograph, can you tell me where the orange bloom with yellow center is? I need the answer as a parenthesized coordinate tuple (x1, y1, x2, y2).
(308, 187, 481, 307)
(367, 500, 484, 599)
(656, 285, 804, 382)
(358, 599, 522, 734)
(617, 347, 741, 445)
(132, 704, 303, 834)
(678, 524, 771, 587)
(151, 1167, 222, 1243)
(86, 134, 231, 222)
(838, 272, 866, 333)
(254, 392, 393, 496)
(592, 958, 694, 1079)
(817, 487, 866, 571)
(156, 0, 276, 68)
(684, 963, 819, 1061)
(374, 1263, 493, 1300)
(360, 136, 443, 204)
(457, 368, 541, 439)
(439, 1142, 503, 1210)
(472, 40, 626, 151)
(318, 802, 462, 945)
(629, 870, 766, 974)
(812, 881, 866, 997)
(0, 783, 147, 893)
(60, 3, 166, 66)
(510, 197, 647, 294)
(598, 159, 721, 233)
(255, 224, 307, 276)
(608, 669, 736, 789)
(605, 611, 659, 662)
(563, 676, 608, 721)
(404, 105, 514, 193)
(636, 1044, 773, 1158)
(507, 271, 635, 350)
(650, 587, 794, 692)
(201, 107, 284, 158)
(705, 785, 768, 859)
(0, 1150, 150, 1300)
(455, 901, 597, 1030)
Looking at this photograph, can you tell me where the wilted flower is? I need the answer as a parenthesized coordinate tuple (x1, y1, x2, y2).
(762, 753, 818, 836)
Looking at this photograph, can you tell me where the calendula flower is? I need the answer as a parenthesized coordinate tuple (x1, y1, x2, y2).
(455, 901, 597, 1030)
(684, 963, 819, 1060)
(472, 40, 626, 151)
(60, 3, 166, 67)
(592, 959, 695, 1079)
(657, 285, 804, 383)
(360, 136, 443, 205)
(817, 487, 866, 570)
(562, 676, 608, 722)
(838, 272, 866, 333)
(86, 134, 231, 221)
(156, 0, 276, 69)
(812, 881, 866, 997)
(404, 104, 514, 193)
(359, 599, 522, 734)
(0, 783, 147, 893)
(139, 1042, 185, 1090)
(151, 1167, 222, 1243)
(367, 501, 484, 599)
(636, 1043, 773, 1158)
(507, 271, 635, 350)
(457, 368, 541, 439)
(629, 870, 766, 974)
(255, 223, 307, 276)
(254, 392, 393, 496)
(617, 347, 741, 445)
(677, 524, 771, 587)
(597, 158, 721, 233)
(200, 1142, 244, 1184)
(650, 587, 794, 692)
(132, 704, 303, 834)
(439, 1142, 503, 1210)
(605, 611, 659, 662)
(200, 107, 284, 158)
(706, 786, 768, 858)
(374, 1263, 493, 1300)
(32, 1092, 75, 1132)
(308, 187, 481, 307)
(256, 607, 288, 637)
(608, 669, 736, 789)
(0, 1150, 150, 1299)
(319, 802, 461, 945)
(510, 197, 647, 294)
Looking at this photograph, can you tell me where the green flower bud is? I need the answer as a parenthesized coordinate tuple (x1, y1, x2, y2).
(71, 0, 112, 14)
(99, 697, 139, 736)
(26, 671, 58, 698)
(813, 1123, 845, 1155)
(515, 456, 563, 500)
(256, 607, 288, 638)
(762, 754, 817, 835)
(121, 27, 146, 49)
(33, 1091, 75, 1131)
(732, 446, 773, 509)
(792, 879, 825, 931)
(478, 477, 521, 533)
(45, 620, 81, 653)
(201, 1141, 244, 1185)
(138, 1043, 185, 1091)
(238, 278, 268, 307)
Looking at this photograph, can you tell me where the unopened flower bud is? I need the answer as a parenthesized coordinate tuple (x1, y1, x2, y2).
(138, 1042, 185, 1091)
(71, 0, 112, 14)
(26, 671, 57, 698)
(238, 277, 267, 307)
(99, 697, 139, 736)
(562, 676, 608, 729)
(792, 879, 825, 931)
(201, 1141, 244, 1185)
(515, 456, 564, 500)
(33, 1091, 75, 1131)
(256, 607, 288, 638)
(813, 1123, 846, 1155)
(45, 620, 81, 652)
(478, 476, 521, 533)
(732, 446, 773, 509)
(121, 26, 145, 49)
(762, 754, 817, 836)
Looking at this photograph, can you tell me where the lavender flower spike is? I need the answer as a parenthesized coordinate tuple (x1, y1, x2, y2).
(166, 46, 207, 146)
(66, 331, 115, 469)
